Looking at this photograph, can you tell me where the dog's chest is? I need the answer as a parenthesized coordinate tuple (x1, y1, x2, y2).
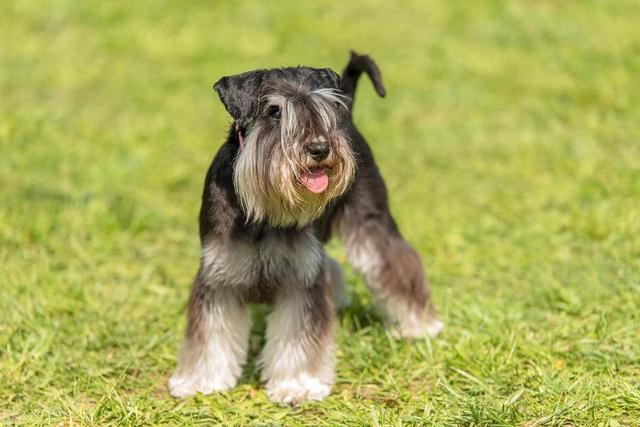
(201, 230, 323, 290)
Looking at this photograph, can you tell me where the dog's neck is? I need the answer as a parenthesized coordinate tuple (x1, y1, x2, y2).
(235, 122, 245, 150)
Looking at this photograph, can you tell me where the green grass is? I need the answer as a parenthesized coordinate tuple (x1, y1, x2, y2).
(2, 0, 640, 425)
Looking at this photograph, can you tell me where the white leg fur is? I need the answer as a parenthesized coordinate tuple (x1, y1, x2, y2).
(260, 288, 335, 405)
(168, 293, 250, 398)
(345, 233, 444, 339)
(387, 297, 445, 338)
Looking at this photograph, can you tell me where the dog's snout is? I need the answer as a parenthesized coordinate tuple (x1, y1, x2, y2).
(306, 141, 330, 161)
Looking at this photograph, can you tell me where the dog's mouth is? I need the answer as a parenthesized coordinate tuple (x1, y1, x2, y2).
(300, 167, 329, 194)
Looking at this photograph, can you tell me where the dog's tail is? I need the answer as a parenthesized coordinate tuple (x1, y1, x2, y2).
(341, 50, 386, 109)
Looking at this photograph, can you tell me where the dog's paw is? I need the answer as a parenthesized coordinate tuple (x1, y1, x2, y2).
(168, 371, 236, 399)
(266, 375, 331, 406)
(417, 318, 445, 338)
(394, 317, 445, 339)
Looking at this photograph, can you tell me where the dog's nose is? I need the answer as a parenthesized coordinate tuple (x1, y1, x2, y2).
(306, 141, 330, 161)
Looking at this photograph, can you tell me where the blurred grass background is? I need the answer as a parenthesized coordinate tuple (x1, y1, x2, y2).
(1, 0, 640, 425)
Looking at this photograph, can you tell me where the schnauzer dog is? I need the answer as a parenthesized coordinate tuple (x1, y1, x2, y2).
(168, 51, 443, 405)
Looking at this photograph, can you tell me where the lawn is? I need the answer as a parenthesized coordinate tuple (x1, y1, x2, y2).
(2, 0, 640, 425)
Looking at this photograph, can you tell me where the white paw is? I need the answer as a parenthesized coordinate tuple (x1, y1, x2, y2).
(168, 370, 237, 399)
(266, 375, 332, 405)
(394, 316, 445, 339)
(424, 319, 445, 337)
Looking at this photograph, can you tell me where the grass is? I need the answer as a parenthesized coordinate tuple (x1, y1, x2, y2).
(1, 0, 640, 425)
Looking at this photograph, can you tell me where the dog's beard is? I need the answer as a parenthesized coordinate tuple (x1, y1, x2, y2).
(233, 123, 355, 228)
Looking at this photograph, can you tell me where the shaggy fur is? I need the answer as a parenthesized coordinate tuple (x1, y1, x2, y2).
(169, 51, 442, 405)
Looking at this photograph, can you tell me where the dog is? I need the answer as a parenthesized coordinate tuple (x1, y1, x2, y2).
(168, 51, 443, 405)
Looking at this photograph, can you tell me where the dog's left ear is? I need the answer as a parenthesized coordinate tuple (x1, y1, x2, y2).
(213, 70, 266, 126)
(314, 68, 342, 90)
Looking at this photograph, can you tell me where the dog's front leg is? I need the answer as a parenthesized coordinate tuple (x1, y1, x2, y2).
(260, 275, 335, 405)
(168, 279, 250, 398)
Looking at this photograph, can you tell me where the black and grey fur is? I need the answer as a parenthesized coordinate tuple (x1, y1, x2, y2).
(169, 51, 443, 405)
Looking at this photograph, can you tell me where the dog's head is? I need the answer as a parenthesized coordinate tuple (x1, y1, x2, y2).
(214, 67, 356, 228)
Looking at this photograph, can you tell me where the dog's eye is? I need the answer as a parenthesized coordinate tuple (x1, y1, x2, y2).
(267, 105, 281, 120)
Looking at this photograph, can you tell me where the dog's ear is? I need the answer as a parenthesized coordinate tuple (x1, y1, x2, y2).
(314, 68, 342, 91)
(213, 70, 266, 126)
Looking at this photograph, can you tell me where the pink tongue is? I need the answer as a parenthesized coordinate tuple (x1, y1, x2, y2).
(301, 169, 329, 193)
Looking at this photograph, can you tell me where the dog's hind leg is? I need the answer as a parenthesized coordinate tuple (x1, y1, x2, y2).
(326, 256, 350, 309)
(168, 274, 251, 398)
(334, 156, 443, 338)
(260, 272, 335, 405)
